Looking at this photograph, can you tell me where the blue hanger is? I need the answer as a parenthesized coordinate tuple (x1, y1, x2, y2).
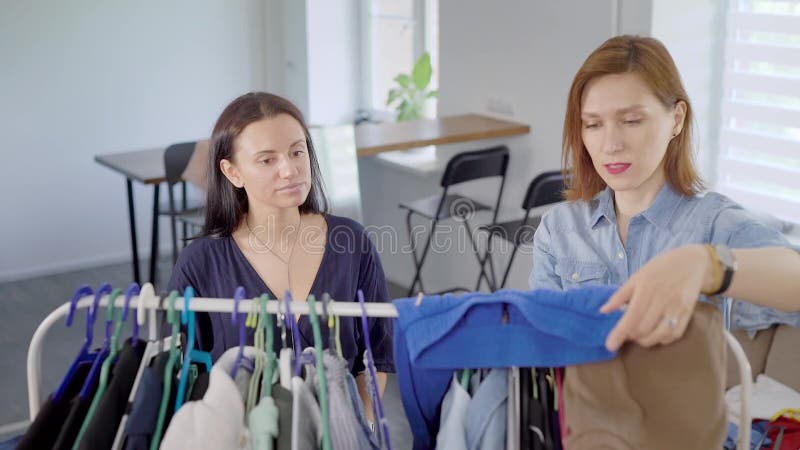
(175, 287, 213, 411)
(357, 289, 392, 450)
(52, 285, 95, 402)
(122, 283, 141, 346)
(78, 283, 117, 400)
(231, 286, 255, 378)
(283, 291, 307, 376)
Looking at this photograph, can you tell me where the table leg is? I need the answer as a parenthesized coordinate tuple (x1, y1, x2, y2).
(125, 178, 141, 284)
(149, 184, 160, 284)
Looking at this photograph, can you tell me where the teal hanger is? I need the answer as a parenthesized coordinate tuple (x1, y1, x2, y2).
(174, 286, 213, 411)
(307, 295, 332, 450)
(151, 291, 181, 450)
(72, 287, 123, 449)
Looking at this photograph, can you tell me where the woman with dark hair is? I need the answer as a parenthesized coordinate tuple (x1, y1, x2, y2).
(168, 92, 393, 417)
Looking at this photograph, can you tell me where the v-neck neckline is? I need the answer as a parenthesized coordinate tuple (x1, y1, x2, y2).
(227, 213, 331, 305)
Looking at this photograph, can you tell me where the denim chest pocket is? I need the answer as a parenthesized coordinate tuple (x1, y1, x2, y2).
(554, 260, 607, 289)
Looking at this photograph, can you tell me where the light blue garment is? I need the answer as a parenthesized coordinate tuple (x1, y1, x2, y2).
(436, 376, 470, 450)
(530, 184, 800, 332)
(465, 369, 508, 450)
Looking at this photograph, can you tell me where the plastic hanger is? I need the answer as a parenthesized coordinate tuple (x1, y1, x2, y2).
(245, 297, 264, 415)
(231, 286, 253, 378)
(357, 289, 392, 450)
(322, 293, 343, 358)
(284, 291, 310, 376)
(174, 287, 213, 411)
(260, 294, 276, 398)
(52, 285, 96, 402)
(73, 285, 128, 448)
(150, 291, 181, 450)
(277, 298, 293, 389)
(77, 284, 117, 400)
(307, 295, 332, 450)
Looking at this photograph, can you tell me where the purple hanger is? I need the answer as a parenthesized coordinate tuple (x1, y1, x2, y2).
(52, 284, 95, 402)
(357, 289, 392, 450)
(231, 286, 248, 378)
(78, 283, 115, 400)
(283, 291, 308, 376)
(122, 283, 140, 345)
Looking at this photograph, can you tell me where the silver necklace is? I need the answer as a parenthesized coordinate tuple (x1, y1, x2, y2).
(245, 213, 302, 297)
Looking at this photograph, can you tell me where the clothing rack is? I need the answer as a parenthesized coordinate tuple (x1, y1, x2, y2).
(26, 291, 754, 450)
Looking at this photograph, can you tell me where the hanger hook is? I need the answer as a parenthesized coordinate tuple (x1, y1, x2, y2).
(66, 285, 94, 327)
(232, 286, 246, 325)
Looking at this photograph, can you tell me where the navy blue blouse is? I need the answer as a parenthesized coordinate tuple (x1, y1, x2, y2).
(167, 214, 394, 374)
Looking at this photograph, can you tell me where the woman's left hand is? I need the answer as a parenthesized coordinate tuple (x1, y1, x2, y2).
(600, 244, 713, 351)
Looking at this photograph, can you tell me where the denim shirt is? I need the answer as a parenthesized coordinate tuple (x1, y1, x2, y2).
(529, 184, 800, 332)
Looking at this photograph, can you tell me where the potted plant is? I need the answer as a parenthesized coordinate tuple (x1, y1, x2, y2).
(386, 52, 438, 121)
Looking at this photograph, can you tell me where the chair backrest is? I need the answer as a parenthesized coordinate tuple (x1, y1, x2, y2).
(440, 145, 510, 188)
(164, 140, 209, 190)
(522, 170, 565, 210)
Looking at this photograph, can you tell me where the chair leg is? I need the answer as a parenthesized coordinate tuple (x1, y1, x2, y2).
(464, 218, 495, 292)
(181, 182, 188, 247)
(406, 211, 436, 296)
(148, 184, 160, 284)
(168, 187, 179, 267)
(500, 244, 521, 289)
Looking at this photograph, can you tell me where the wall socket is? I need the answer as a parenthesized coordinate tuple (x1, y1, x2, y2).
(486, 95, 514, 116)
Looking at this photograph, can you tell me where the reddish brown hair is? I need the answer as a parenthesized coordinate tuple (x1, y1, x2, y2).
(562, 35, 704, 201)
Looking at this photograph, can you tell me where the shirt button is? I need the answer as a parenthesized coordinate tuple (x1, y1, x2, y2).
(617, 252, 625, 259)
(571, 272, 579, 281)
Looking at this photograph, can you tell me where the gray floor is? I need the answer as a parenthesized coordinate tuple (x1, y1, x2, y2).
(0, 256, 413, 448)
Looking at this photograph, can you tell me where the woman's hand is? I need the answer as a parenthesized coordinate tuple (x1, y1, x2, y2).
(600, 244, 714, 351)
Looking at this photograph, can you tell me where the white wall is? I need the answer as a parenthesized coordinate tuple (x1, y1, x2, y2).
(306, 0, 361, 126)
(0, 0, 270, 282)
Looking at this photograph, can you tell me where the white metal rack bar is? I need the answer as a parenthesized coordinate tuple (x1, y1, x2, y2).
(25, 293, 752, 450)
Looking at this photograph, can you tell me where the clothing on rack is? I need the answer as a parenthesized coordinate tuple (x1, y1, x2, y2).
(465, 368, 508, 450)
(726, 374, 800, 424)
(393, 286, 623, 450)
(160, 346, 262, 450)
(123, 351, 178, 450)
(166, 214, 395, 375)
(78, 338, 146, 450)
(563, 301, 727, 450)
(17, 362, 93, 450)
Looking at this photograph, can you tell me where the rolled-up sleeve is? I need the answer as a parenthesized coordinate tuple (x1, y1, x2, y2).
(711, 205, 800, 330)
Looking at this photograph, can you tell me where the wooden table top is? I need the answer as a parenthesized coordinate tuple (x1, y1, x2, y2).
(354, 113, 530, 157)
(95, 147, 165, 185)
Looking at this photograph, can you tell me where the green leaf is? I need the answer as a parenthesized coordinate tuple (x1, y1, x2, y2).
(412, 52, 432, 90)
(386, 88, 401, 106)
(426, 90, 438, 98)
(394, 74, 411, 88)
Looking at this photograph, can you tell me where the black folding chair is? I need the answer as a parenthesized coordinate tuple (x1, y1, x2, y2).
(163, 141, 206, 267)
(478, 170, 565, 289)
(399, 146, 510, 296)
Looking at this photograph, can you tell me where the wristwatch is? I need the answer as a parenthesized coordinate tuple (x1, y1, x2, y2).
(703, 244, 738, 296)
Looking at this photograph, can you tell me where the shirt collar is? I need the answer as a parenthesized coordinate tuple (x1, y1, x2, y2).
(640, 183, 685, 229)
(590, 187, 615, 229)
(590, 184, 684, 230)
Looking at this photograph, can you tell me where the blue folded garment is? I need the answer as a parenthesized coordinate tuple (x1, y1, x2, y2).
(393, 286, 623, 450)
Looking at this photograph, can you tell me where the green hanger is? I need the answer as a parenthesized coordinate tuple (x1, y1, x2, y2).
(261, 294, 276, 399)
(72, 288, 123, 449)
(460, 368, 473, 391)
(307, 295, 332, 450)
(150, 291, 181, 450)
(246, 298, 265, 415)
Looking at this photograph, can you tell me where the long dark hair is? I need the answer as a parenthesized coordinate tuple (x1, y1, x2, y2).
(202, 92, 329, 238)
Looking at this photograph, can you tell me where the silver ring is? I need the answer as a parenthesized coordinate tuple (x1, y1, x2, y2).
(664, 315, 679, 330)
